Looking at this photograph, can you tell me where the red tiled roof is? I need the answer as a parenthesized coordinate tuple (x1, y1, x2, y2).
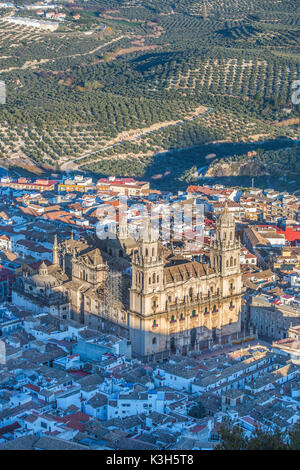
(189, 424, 206, 433)
(0, 421, 21, 437)
(23, 383, 40, 393)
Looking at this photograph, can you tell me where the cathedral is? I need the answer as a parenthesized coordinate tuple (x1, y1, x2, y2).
(12, 205, 242, 360)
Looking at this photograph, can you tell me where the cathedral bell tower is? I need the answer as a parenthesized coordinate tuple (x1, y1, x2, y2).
(130, 217, 164, 310)
(210, 203, 240, 276)
(129, 216, 165, 358)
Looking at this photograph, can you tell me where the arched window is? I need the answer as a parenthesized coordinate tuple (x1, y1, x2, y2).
(191, 310, 196, 317)
(171, 315, 175, 322)
(152, 337, 157, 345)
(204, 307, 208, 313)
(145, 248, 148, 257)
(153, 319, 157, 326)
(230, 231, 233, 240)
(149, 277, 151, 284)
(157, 275, 159, 283)
(189, 287, 193, 299)
(180, 313, 184, 320)
(234, 258, 237, 266)
(152, 273, 156, 283)
(226, 260, 229, 267)
(230, 257, 233, 267)
(152, 247, 155, 257)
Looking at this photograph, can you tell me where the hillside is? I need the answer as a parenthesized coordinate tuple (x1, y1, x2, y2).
(0, 0, 299, 181)
(206, 147, 300, 178)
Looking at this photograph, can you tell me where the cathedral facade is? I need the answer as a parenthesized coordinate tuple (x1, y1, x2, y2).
(13, 206, 242, 359)
(128, 205, 242, 359)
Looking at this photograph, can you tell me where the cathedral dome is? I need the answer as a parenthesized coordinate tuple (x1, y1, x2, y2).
(31, 273, 59, 288)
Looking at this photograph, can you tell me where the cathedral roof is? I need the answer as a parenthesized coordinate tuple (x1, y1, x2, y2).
(61, 238, 89, 253)
(164, 261, 214, 284)
(80, 248, 104, 266)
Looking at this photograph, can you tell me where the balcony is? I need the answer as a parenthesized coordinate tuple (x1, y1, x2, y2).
(165, 293, 221, 312)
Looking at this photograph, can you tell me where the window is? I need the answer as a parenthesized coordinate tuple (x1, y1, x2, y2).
(191, 310, 196, 317)
(180, 313, 184, 320)
(152, 337, 157, 345)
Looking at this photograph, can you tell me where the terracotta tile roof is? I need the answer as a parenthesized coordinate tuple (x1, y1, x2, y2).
(164, 261, 213, 283)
